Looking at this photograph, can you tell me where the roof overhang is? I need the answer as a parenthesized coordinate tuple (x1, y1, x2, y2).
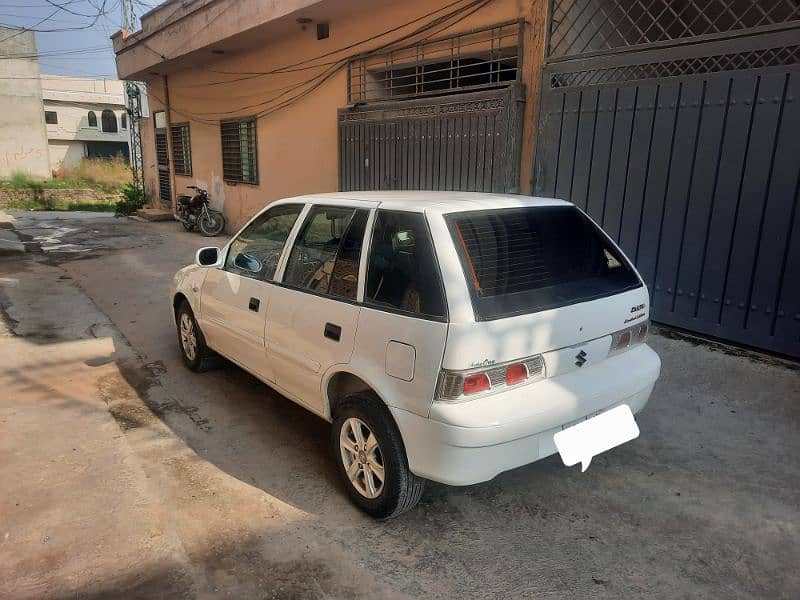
(113, 0, 340, 80)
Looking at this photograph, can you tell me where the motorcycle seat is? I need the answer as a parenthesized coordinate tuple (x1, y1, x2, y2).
(177, 195, 191, 205)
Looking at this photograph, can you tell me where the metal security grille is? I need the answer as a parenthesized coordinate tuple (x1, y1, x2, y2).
(155, 130, 168, 166)
(348, 21, 522, 103)
(339, 85, 524, 193)
(551, 44, 800, 87)
(534, 1, 800, 357)
(221, 118, 258, 184)
(154, 125, 171, 207)
(158, 169, 171, 206)
(548, 0, 800, 58)
(170, 123, 192, 176)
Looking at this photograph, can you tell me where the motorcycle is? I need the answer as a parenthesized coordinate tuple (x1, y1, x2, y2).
(174, 185, 226, 236)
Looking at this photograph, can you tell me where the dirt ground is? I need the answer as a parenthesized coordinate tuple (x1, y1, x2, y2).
(1, 210, 798, 599)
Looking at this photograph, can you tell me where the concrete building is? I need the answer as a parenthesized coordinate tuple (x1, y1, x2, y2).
(112, 0, 800, 358)
(0, 26, 50, 178)
(0, 26, 133, 177)
(42, 75, 131, 171)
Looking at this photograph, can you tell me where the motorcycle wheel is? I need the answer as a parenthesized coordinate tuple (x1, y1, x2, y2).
(199, 210, 226, 237)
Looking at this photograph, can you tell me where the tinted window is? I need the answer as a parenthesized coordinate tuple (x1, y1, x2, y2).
(283, 206, 367, 298)
(225, 204, 303, 281)
(329, 210, 369, 299)
(447, 206, 641, 320)
(365, 211, 446, 320)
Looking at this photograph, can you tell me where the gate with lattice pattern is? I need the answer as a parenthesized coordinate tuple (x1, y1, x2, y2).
(533, 0, 800, 358)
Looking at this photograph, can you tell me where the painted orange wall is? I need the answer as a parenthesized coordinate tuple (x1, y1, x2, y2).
(141, 0, 548, 230)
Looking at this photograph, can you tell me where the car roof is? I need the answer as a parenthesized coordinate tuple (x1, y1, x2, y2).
(272, 191, 572, 214)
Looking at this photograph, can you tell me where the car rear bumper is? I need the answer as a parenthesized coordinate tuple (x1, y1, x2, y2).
(391, 344, 660, 486)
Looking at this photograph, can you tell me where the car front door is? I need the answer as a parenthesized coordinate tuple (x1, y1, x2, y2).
(199, 203, 305, 382)
(265, 205, 370, 414)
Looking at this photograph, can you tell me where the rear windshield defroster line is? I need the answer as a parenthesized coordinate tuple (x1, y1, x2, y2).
(445, 206, 643, 321)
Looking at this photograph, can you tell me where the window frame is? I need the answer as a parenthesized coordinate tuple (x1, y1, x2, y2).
(223, 203, 450, 321)
(101, 109, 118, 133)
(220, 116, 259, 185)
(222, 202, 307, 283)
(279, 205, 371, 305)
(87, 111, 97, 127)
(170, 122, 192, 176)
(44, 110, 58, 125)
(361, 208, 450, 323)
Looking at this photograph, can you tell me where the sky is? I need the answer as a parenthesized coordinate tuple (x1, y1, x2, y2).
(0, 0, 157, 78)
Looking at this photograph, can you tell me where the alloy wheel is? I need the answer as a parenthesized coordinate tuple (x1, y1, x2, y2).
(179, 312, 197, 361)
(339, 417, 385, 499)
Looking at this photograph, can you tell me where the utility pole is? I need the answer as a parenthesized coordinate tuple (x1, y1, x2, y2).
(121, 0, 144, 200)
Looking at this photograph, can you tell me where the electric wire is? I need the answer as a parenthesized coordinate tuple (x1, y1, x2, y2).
(144, 0, 496, 125)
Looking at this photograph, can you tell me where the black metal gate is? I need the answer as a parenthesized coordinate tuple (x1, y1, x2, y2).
(339, 86, 524, 193)
(533, 0, 800, 358)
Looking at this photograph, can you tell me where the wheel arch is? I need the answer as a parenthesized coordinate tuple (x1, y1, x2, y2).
(173, 292, 190, 321)
(323, 367, 392, 422)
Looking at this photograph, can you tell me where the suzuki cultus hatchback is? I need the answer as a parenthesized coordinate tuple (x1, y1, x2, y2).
(171, 192, 661, 518)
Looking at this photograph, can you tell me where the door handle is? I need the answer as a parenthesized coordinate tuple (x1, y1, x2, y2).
(248, 297, 260, 312)
(324, 322, 341, 342)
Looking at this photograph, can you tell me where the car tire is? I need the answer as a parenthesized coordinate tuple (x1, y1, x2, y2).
(176, 300, 220, 372)
(331, 393, 425, 519)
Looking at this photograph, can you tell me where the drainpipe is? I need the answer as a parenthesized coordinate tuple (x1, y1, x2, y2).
(162, 74, 177, 214)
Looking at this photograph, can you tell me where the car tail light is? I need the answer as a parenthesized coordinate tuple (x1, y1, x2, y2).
(616, 330, 631, 350)
(462, 373, 490, 395)
(505, 363, 528, 385)
(610, 320, 650, 356)
(436, 355, 545, 402)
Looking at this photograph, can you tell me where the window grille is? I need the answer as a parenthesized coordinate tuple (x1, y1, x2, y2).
(548, 0, 800, 58)
(348, 21, 522, 103)
(171, 123, 192, 176)
(221, 118, 258, 184)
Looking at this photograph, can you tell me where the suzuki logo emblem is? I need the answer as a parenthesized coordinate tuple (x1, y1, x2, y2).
(575, 350, 587, 367)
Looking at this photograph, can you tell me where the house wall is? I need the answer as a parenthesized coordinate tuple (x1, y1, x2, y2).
(41, 76, 130, 171)
(48, 140, 86, 170)
(137, 0, 548, 229)
(0, 28, 50, 178)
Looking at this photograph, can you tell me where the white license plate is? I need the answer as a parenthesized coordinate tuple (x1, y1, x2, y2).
(553, 404, 639, 472)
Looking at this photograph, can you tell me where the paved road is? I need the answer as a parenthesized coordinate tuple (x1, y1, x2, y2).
(1, 211, 798, 599)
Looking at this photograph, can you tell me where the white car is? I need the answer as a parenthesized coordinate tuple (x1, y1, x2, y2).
(171, 192, 661, 518)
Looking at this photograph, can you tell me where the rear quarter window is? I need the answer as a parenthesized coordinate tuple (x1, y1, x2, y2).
(365, 210, 447, 321)
(446, 205, 642, 320)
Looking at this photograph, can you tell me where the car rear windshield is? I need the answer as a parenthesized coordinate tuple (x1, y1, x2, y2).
(446, 205, 642, 320)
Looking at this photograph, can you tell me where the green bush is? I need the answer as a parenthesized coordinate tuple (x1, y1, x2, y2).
(115, 181, 147, 216)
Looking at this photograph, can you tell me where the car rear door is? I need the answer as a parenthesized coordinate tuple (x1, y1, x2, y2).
(348, 209, 449, 418)
(199, 203, 305, 382)
(265, 204, 370, 415)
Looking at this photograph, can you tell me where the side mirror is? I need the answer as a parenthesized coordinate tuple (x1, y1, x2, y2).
(195, 246, 221, 267)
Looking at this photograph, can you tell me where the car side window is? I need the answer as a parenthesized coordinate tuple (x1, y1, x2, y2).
(365, 210, 446, 319)
(225, 204, 303, 281)
(283, 206, 368, 300)
(329, 210, 369, 300)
